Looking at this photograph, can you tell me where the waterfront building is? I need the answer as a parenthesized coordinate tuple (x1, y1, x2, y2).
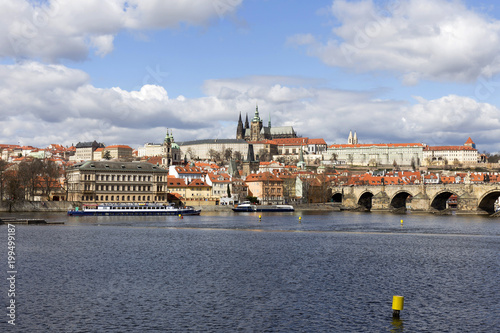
(245, 172, 284, 205)
(205, 172, 231, 199)
(66, 161, 168, 203)
(166, 176, 188, 200)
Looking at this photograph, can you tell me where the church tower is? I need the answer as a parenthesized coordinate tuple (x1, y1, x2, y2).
(162, 129, 172, 167)
(250, 105, 263, 142)
(348, 131, 358, 145)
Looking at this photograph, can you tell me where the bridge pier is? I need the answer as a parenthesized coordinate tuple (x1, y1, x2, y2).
(372, 191, 390, 212)
(409, 192, 430, 212)
(457, 192, 479, 213)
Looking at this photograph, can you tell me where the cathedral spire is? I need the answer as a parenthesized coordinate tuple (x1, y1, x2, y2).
(268, 111, 271, 128)
(236, 112, 244, 139)
(348, 130, 353, 145)
(253, 104, 260, 122)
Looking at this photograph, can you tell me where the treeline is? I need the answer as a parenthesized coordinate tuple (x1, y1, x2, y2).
(0, 159, 62, 202)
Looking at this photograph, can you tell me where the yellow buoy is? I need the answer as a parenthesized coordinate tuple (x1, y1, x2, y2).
(400, 219, 403, 225)
(392, 295, 404, 318)
(299, 216, 302, 223)
(392, 295, 404, 310)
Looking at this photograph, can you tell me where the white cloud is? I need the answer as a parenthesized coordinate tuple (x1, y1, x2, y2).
(290, 0, 500, 83)
(0, 0, 243, 62)
(1, 62, 500, 152)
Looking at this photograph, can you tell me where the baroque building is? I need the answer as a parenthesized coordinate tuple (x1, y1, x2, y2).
(66, 161, 169, 203)
(236, 106, 297, 141)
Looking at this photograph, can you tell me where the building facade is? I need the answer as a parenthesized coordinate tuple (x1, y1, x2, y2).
(325, 143, 424, 167)
(423, 138, 479, 165)
(245, 172, 284, 205)
(66, 161, 169, 203)
(73, 141, 105, 162)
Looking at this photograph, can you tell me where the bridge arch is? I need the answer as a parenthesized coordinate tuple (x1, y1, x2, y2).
(390, 191, 413, 211)
(478, 190, 500, 214)
(358, 191, 373, 211)
(331, 192, 343, 203)
(430, 190, 459, 211)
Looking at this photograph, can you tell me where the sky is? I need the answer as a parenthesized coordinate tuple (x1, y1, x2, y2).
(2, 0, 500, 153)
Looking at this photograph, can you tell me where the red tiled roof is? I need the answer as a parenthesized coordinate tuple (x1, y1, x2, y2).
(308, 138, 327, 145)
(273, 138, 309, 146)
(424, 146, 476, 151)
(329, 143, 424, 148)
(106, 145, 132, 149)
(167, 178, 187, 187)
(245, 172, 283, 182)
(188, 179, 210, 187)
(465, 137, 475, 144)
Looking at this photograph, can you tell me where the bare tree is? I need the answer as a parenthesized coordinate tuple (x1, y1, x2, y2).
(40, 160, 62, 200)
(233, 151, 242, 162)
(185, 148, 194, 160)
(3, 169, 24, 202)
(0, 159, 8, 201)
(103, 150, 112, 160)
(223, 148, 233, 162)
(258, 149, 270, 162)
(18, 159, 43, 200)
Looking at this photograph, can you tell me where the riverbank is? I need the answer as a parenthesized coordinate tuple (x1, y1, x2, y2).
(0, 201, 75, 213)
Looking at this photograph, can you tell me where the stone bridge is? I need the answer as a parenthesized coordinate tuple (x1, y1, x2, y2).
(330, 183, 500, 214)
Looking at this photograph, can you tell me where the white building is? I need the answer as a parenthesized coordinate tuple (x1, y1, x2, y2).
(324, 143, 424, 167)
(137, 143, 164, 157)
(423, 138, 479, 166)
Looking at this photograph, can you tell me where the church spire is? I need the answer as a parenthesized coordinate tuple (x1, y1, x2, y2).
(236, 112, 244, 139)
(348, 130, 353, 145)
(353, 131, 358, 144)
(268, 111, 271, 128)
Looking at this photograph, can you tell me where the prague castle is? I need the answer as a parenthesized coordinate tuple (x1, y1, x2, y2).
(236, 106, 297, 141)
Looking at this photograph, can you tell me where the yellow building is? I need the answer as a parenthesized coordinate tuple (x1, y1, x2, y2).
(103, 145, 134, 160)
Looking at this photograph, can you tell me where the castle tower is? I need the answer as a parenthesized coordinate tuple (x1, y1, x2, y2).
(348, 131, 353, 145)
(464, 137, 476, 149)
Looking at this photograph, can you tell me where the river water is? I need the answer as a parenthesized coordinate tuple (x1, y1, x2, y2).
(1, 210, 499, 332)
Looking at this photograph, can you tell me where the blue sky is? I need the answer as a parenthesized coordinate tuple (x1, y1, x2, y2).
(2, 0, 500, 153)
